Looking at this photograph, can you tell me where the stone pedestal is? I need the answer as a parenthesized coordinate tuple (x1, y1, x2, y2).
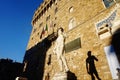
(52, 71, 77, 80)
(52, 72, 67, 80)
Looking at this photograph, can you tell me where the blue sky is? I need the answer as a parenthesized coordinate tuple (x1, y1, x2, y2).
(0, 0, 43, 63)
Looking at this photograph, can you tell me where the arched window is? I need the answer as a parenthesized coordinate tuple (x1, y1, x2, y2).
(69, 6, 73, 13)
(68, 18, 76, 30)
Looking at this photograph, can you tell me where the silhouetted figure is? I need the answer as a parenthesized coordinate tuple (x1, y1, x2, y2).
(86, 51, 101, 80)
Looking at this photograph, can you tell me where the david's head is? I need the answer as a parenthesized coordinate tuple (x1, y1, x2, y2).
(58, 27, 64, 35)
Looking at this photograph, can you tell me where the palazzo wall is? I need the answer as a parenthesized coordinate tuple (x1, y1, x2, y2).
(24, 0, 120, 80)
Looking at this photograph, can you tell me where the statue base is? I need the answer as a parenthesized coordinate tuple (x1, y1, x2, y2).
(52, 71, 67, 80)
(52, 71, 77, 80)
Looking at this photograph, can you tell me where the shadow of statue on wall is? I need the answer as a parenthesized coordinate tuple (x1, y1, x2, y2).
(67, 71, 77, 80)
(86, 51, 101, 80)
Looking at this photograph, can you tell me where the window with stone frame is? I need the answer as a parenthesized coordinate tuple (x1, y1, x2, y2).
(69, 6, 74, 13)
(39, 22, 43, 28)
(46, 15, 50, 21)
(31, 37, 33, 40)
(68, 18, 76, 30)
(103, 0, 115, 8)
(37, 32, 40, 36)
(55, 7, 58, 14)
(54, 23, 56, 27)
(33, 28, 36, 33)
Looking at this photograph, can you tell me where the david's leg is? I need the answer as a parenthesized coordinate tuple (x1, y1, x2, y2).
(57, 54, 63, 71)
(61, 55, 69, 72)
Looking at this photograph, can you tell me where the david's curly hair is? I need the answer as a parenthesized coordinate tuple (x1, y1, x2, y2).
(58, 27, 64, 32)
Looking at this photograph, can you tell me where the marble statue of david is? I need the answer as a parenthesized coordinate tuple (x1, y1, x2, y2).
(53, 27, 69, 72)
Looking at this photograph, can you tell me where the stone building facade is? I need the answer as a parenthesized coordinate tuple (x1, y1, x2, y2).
(24, 0, 120, 80)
